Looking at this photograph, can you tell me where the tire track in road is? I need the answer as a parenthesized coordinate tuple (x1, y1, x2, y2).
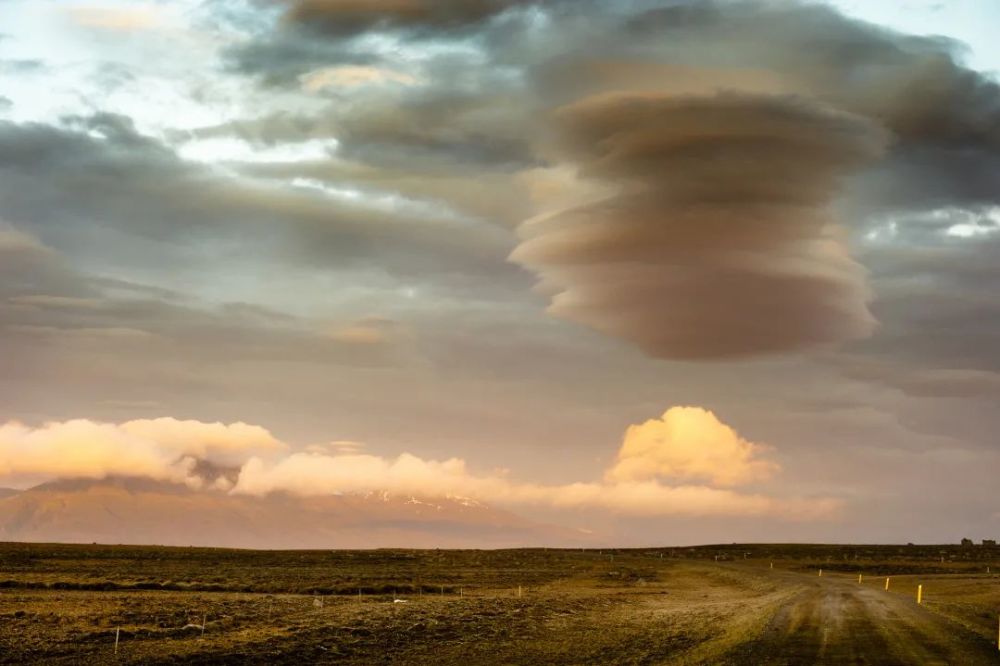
(725, 568, 997, 665)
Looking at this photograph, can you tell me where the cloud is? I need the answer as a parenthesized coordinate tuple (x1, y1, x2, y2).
(233, 452, 836, 519)
(606, 406, 778, 487)
(1, 409, 836, 519)
(230, 406, 832, 519)
(511, 92, 886, 359)
(300, 66, 418, 91)
(0, 418, 283, 485)
(281, 0, 533, 36)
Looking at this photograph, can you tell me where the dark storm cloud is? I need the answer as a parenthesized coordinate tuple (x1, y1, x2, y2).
(323, 86, 539, 170)
(222, 32, 374, 87)
(0, 114, 517, 283)
(852, 220, 1000, 374)
(207, 0, 1000, 362)
(615, 1, 1000, 214)
(281, 0, 536, 37)
(511, 92, 887, 359)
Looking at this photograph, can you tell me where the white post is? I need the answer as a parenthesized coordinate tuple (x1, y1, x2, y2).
(114, 627, 120, 655)
(201, 614, 206, 637)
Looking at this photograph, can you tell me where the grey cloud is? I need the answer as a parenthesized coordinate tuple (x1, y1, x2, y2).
(0, 114, 518, 286)
(281, 0, 537, 37)
(836, 356, 1000, 399)
(222, 32, 375, 87)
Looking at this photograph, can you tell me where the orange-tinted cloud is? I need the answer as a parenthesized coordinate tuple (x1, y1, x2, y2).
(0, 418, 284, 484)
(231, 406, 833, 519)
(606, 406, 778, 487)
(1, 410, 836, 519)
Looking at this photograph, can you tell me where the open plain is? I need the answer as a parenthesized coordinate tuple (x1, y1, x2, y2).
(1, 543, 998, 664)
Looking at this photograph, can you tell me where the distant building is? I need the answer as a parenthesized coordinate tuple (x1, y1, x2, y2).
(961, 538, 974, 546)
(983, 539, 997, 547)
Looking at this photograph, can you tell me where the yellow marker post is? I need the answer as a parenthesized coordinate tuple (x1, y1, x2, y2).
(818, 569, 823, 577)
(917, 584, 923, 605)
(885, 576, 891, 591)
(770, 562, 773, 569)
(858, 573, 863, 584)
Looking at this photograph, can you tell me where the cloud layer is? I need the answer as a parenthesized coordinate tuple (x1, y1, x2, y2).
(0, 409, 836, 520)
(0, 418, 283, 484)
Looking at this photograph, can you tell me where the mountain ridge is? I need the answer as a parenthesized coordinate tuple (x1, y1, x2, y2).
(0, 476, 586, 549)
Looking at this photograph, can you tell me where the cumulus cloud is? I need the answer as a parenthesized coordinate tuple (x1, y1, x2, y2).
(229, 406, 831, 519)
(1, 409, 835, 519)
(512, 92, 886, 359)
(0, 418, 284, 485)
(606, 406, 778, 487)
(233, 452, 835, 519)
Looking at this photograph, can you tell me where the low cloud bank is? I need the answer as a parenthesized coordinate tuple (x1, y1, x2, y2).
(0, 418, 284, 485)
(1, 408, 837, 519)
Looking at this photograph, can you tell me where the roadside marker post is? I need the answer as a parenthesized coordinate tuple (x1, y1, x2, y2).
(917, 584, 923, 605)
(885, 577, 891, 591)
(858, 573, 863, 584)
(114, 626, 120, 655)
(770, 562, 773, 570)
(818, 569, 823, 577)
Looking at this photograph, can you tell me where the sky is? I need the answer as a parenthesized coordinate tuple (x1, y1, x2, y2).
(1, 0, 999, 546)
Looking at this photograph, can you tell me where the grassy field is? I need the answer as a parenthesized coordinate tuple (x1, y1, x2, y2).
(1, 543, 998, 664)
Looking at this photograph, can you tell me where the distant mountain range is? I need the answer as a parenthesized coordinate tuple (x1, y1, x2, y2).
(0, 476, 586, 549)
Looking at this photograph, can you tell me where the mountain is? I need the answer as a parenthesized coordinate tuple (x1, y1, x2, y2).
(0, 477, 584, 549)
(0, 488, 20, 499)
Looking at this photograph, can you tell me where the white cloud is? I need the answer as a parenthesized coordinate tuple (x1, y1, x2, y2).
(605, 406, 779, 487)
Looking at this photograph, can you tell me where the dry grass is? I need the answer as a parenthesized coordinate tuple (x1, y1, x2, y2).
(1, 542, 997, 664)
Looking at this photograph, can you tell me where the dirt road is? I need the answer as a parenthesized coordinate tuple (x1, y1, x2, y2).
(727, 568, 998, 665)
